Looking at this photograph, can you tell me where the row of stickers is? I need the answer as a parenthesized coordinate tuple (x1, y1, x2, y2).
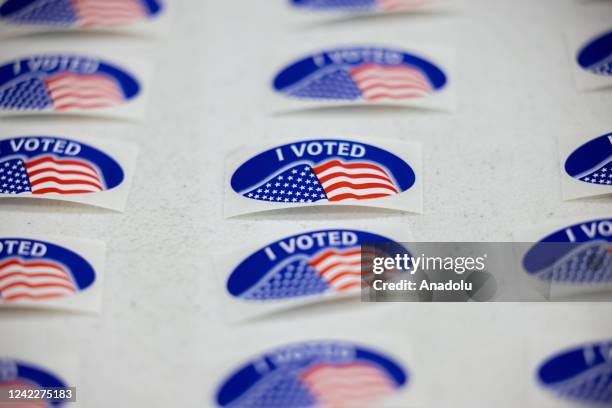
(0, 27, 611, 117)
(2, 338, 612, 406)
(1, 215, 609, 313)
(0, 133, 609, 211)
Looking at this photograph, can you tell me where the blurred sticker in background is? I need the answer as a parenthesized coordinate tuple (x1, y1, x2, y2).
(568, 27, 612, 90)
(0, 51, 152, 119)
(289, 0, 440, 15)
(0, 234, 105, 312)
(537, 340, 612, 406)
(271, 45, 453, 111)
(215, 340, 408, 408)
(0, 0, 167, 36)
(0, 358, 71, 406)
(523, 217, 612, 290)
(0, 135, 138, 211)
(225, 138, 422, 216)
(577, 29, 612, 77)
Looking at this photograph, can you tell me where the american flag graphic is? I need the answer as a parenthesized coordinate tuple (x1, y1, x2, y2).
(350, 63, 433, 100)
(534, 241, 612, 284)
(242, 159, 399, 204)
(283, 63, 433, 101)
(0, 71, 124, 112)
(547, 362, 612, 404)
(2, 0, 148, 28)
(587, 55, 612, 76)
(71, 0, 147, 27)
(575, 161, 612, 185)
(300, 362, 398, 407)
(0, 155, 104, 195)
(241, 247, 365, 300)
(0, 257, 76, 303)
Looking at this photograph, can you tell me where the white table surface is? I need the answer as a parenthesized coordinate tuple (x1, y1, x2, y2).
(1, 0, 611, 407)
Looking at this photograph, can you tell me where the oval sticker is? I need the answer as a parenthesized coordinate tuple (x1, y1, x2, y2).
(0, 358, 68, 407)
(231, 139, 416, 204)
(576, 29, 612, 76)
(272, 46, 447, 102)
(215, 340, 408, 408)
(228, 229, 407, 301)
(0, 0, 163, 28)
(0, 54, 140, 113)
(564, 132, 612, 186)
(0, 237, 96, 303)
(522, 217, 612, 284)
(0, 136, 124, 195)
(290, 0, 429, 13)
(537, 340, 612, 405)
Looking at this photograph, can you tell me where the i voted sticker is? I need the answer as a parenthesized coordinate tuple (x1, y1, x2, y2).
(565, 132, 612, 187)
(537, 340, 612, 405)
(219, 228, 408, 321)
(0, 235, 105, 312)
(559, 131, 612, 200)
(568, 27, 612, 90)
(0, 53, 145, 117)
(225, 138, 422, 216)
(0, 358, 69, 406)
(0, 135, 138, 211)
(577, 29, 612, 77)
(0, 0, 163, 29)
(215, 340, 408, 408)
(290, 0, 434, 14)
(522, 217, 611, 285)
(271, 46, 450, 110)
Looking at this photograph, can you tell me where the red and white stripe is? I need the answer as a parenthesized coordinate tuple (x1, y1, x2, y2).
(301, 362, 397, 408)
(313, 160, 399, 202)
(71, 0, 147, 27)
(350, 63, 432, 100)
(377, 0, 430, 12)
(0, 257, 76, 303)
(309, 247, 363, 291)
(25, 155, 104, 195)
(45, 72, 124, 111)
